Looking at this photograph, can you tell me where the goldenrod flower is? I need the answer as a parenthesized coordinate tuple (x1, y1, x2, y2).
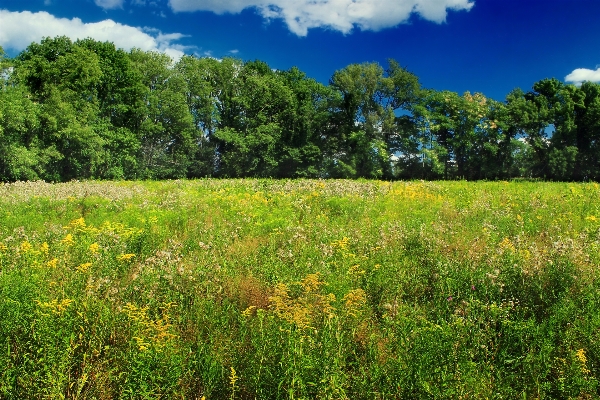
(242, 306, 256, 317)
(343, 288, 367, 317)
(229, 367, 238, 388)
(348, 264, 366, 277)
(89, 242, 100, 254)
(117, 253, 136, 262)
(133, 336, 150, 352)
(36, 298, 73, 315)
(76, 262, 92, 273)
(498, 237, 515, 252)
(40, 242, 49, 253)
(576, 348, 590, 374)
(0, 242, 8, 252)
(301, 272, 324, 293)
(331, 237, 350, 250)
(66, 217, 86, 230)
(47, 258, 59, 268)
(20, 241, 33, 252)
(61, 234, 74, 246)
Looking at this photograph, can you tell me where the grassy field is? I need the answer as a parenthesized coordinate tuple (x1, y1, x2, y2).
(1, 179, 599, 399)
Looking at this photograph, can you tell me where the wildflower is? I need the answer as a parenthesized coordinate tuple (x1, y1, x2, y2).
(499, 237, 515, 252)
(40, 242, 49, 253)
(61, 234, 74, 246)
(117, 253, 136, 262)
(471, 285, 476, 291)
(36, 298, 73, 315)
(242, 306, 256, 317)
(76, 263, 92, 273)
(447, 296, 453, 302)
(343, 288, 366, 317)
(133, 336, 150, 352)
(0, 242, 7, 252)
(576, 348, 590, 374)
(89, 243, 100, 254)
(585, 215, 598, 222)
(47, 258, 59, 268)
(20, 241, 33, 252)
(301, 273, 325, 293)
(229, 366, 238, 389)
(348, 264, 366, 277)
(331, 237, 350, 250)
(66, 217, 86, 230)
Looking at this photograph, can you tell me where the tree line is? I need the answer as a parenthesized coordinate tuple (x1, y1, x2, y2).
(1, 36, 600, 182)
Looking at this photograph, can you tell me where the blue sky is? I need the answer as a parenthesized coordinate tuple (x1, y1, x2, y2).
(1, 0, 600, 101)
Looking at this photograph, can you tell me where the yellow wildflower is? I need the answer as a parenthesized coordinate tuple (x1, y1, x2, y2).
(61, 234, 74, 246)
(229, 367, 238, 389)
(576, 348, 590, 374)
(117, 253, 136, 262)
(76, 262, 92, 273)
(36, 298, 73, 315)
(133, 336, 150, 352)
(242, 306, 257, 317)
(348, 264, 366, 278)
(301, 272, 325, 293)
(331, 236, 350, 250)
(20, 241, 33, 252)
(47, 258, 59, 268)
(499, 237, 515, 252)
(66, 217, 86, 230)
(40, 242, 49, 253)
(89, 242, 100, 254)
(343, 288, 367, 317)
(0, 242, 8, 252)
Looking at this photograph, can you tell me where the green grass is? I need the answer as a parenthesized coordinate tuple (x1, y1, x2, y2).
(1, 179, 600, 399)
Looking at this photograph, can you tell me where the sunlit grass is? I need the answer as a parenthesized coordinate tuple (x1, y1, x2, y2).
(1, 179, 599, 398)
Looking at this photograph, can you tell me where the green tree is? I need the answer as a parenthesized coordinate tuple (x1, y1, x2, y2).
(575, 82, 600, 180)
(129, 49, 197, 179)
(328, 60, 422, 179)
(76, 38, 145, 178)
(212, 61, 291, 177)
(504, 78, 589, 180)
(14, 36, 107, 180)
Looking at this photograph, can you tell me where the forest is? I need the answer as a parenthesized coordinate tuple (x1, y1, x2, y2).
(1, 36, 600, 182)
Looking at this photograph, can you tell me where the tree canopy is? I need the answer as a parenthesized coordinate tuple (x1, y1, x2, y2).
(2, 36, 600, 182)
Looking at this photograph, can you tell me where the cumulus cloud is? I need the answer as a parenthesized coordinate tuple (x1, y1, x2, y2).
(168, 0, 474, 36)
(565, 67, 600, 86)
(0, 10, 189, 60)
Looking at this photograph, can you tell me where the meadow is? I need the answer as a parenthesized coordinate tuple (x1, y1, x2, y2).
(1, 179, 599, 399)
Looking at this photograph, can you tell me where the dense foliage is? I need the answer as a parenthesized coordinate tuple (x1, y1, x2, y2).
(2, 179, 600, 398)
(2, 37, 600, 182)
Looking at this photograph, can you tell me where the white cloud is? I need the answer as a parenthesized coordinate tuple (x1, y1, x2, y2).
(0, 10, 190, 60)
(168, 0, 474, 36)
(94, 0, 125, 10)
(565, 67, 600, 86)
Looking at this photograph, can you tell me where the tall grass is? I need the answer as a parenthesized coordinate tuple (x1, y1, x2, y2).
(1, 179, 599, 399)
